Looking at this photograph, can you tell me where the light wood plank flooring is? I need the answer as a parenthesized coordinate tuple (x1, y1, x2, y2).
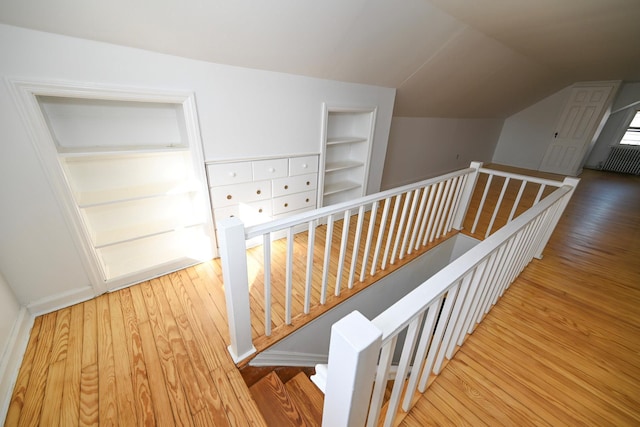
(6, 167, 640, 426)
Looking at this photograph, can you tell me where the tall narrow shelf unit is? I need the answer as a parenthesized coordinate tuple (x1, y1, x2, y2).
(319, 106, 376, 207)
(14, 82, 215, 293)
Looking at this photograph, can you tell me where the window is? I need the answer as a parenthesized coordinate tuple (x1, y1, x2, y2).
(620, 111, 640, 146)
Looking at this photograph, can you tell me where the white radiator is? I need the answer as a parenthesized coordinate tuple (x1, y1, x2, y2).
(602, 146, 640, 175)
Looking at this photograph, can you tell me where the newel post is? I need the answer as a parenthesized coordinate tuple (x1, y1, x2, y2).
(321, 311, 382, 427)
(217, 218, 256, 363)
(452, 161, 483, 230)
(534, 177, 580, 259)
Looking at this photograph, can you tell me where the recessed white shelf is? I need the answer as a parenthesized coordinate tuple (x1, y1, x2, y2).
(74, 181, 199, 207)
(98, 226, 211, 281)
(323, 181, 362, 196)
(58, 145, 189, 157)
(93, 220, 205, 248)
(324, 161, 364, 173)
(326, 137, 367, 146)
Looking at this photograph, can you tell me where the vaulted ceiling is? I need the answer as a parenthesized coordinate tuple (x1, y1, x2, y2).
(1, 0, 639, 118)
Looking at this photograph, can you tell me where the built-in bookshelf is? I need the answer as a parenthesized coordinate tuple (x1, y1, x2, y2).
(319, 106, 376, 207)
(31, 90, 214, 291)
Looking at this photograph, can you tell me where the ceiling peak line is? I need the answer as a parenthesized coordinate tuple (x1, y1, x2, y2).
(396, 25, 467, 89)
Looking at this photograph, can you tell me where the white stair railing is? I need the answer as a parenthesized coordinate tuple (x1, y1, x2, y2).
(318, 175, 579, 427)
(218, 162, 483, 363)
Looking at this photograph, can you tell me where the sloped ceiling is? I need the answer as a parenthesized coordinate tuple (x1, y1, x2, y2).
(1, 0, 639, 118)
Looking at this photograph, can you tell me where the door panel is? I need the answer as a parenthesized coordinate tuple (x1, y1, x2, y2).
(539, 83, 618, 175)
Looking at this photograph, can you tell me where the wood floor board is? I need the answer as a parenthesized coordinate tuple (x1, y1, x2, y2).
(137, 281, 196, 427)
(224, 367, 268, 427)
(4, 316, 42, 426)
(249, 371, 306, 427)
(96, 295, 119, 425)
(108, 292, 138, 425)
(18, 312, 57, 427)
(135, 320, 177, 427)
(60, 303, 83, 427)
(150, 279, 206, 416)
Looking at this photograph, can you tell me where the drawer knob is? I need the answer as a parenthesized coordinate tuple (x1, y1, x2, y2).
(268, 167, 275, 173)
(226, 194, 232, 200)
(306, 181, 310, 185)
(256, 189, 261, 195)
(258, 208, 263, 213)
(302, 163, 308, 168)
(306, 198, 310, 202)
(284, 203, 288, 207)
(284, 185, 289, 190)
(229, 172, 236, 177)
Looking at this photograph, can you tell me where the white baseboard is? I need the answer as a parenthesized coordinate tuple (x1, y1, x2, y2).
(26, 286, 96, 316)
(0, 307, 34, 425)
(249, 350, 328, 367)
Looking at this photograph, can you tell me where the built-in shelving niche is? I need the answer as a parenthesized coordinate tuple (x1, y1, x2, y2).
(12, 81, 215, 293)
(319, 105, 376, 207)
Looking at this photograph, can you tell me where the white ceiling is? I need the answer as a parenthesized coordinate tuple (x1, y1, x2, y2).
(1, 0, 639, 118)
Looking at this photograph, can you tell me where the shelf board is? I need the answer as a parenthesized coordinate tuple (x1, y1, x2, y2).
(324, 160, 364, 173)
(326, 137, 367, 146)
(76, 181, 198, 207)
(323, 181, 362, 196)
(59, 146, 189, 160)
(98, 226, 212, 280)
(93, 220, 204, 248)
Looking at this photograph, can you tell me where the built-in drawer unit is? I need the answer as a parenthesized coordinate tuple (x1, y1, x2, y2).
(289, 155, 319, 176)
(210, 180, 272, 208)
(272, 190, 317, 215)
(252, 158, 288, 181)
(206, 161, 253, 186)
(206, 154, 319, 241)
(272, 173, 317, 197)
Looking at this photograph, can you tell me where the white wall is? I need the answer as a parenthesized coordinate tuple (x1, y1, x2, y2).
(0, 273, 20, 363)
(381, 117, 503, 189)
(0, 24, 395, 307)
(492, 86, 571, 170)
(585, 82, 640, 168)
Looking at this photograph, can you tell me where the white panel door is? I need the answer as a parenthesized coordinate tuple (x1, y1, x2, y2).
(539, 82, 618, 175)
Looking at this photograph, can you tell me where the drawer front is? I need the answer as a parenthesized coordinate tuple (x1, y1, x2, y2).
(210, 180, 272, 207)
(271, 173, 318, 197)
(252, 158, 288, 181)
(272, 190, 317, 215)
(289, 155, 319, 176)
(214, 201, 273, 227)
(207, 161, 253, 186)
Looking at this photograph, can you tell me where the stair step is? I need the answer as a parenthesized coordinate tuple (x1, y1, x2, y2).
(285, 372, 324, 426)
(250, 371, 313, 426)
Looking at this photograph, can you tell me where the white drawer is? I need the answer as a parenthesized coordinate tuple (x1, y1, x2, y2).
(252, 158, 288, 181)
(207, 161, 253, 186)
(214, 201, 273, 227)
(272, 190, 317, 215)
(210, 180, 272, 207)
(272, 173, 317, 197)
(289, 155, 319, 176)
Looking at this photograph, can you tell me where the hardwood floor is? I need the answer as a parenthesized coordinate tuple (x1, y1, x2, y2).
(5, 167, 640, 426)
(399, 168, 640, 426)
